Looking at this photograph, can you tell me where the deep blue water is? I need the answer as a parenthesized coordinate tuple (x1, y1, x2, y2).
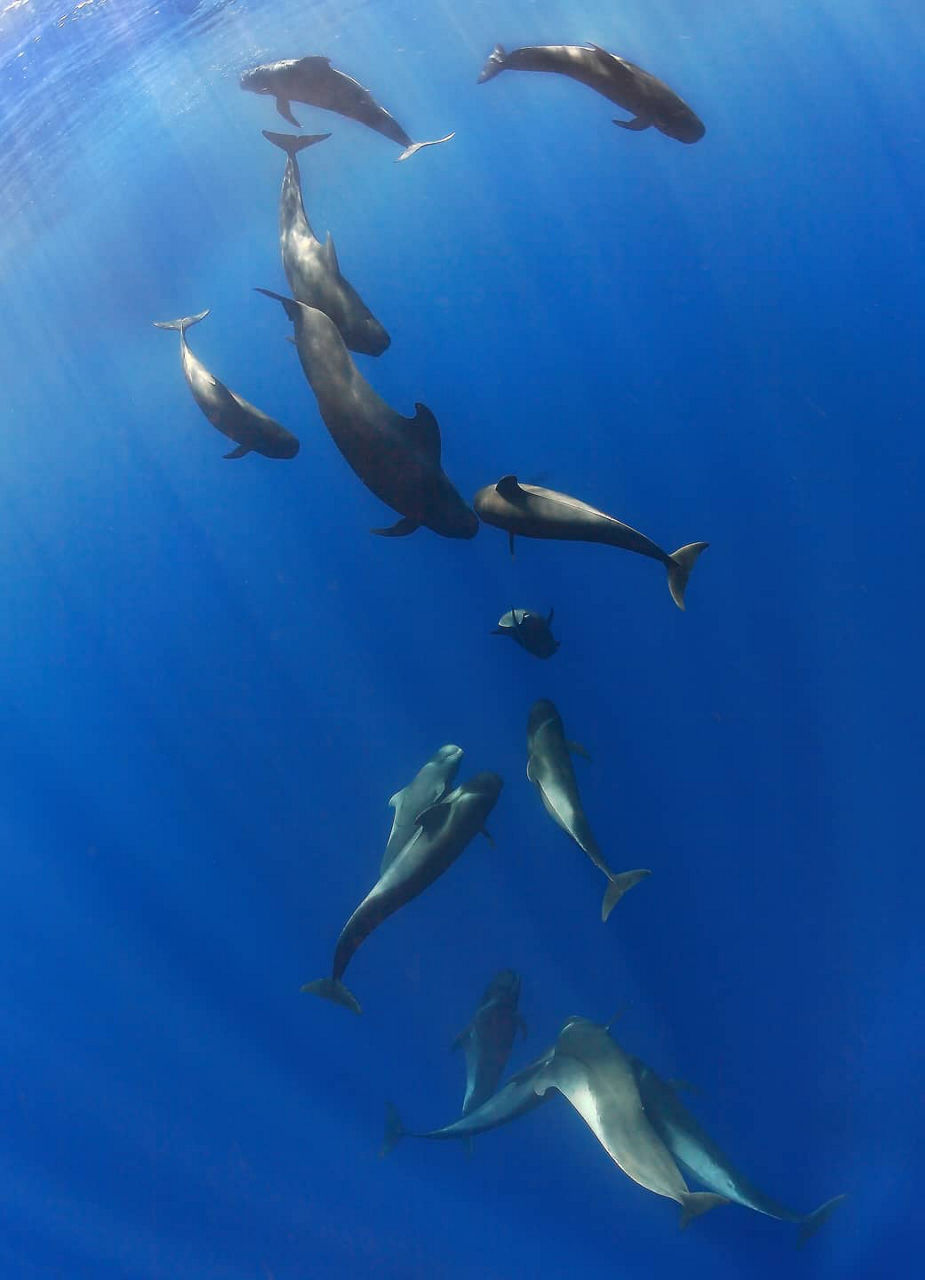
(1, 0, 922, 1276)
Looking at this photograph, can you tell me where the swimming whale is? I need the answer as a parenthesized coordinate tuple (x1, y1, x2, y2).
(478, 43, 704, 144)
(630, 1056, 846, 1244)
(258, 290, 478, 538)
(241, 57, 455, 161)
(153, 310, 299, 459)
(534, 1018, 728, 1226)
(262, 131, 390, 356)
(473, 476, 707, 609)
(302, 771, 502, 1013)
(527, 699, 650, 921)
(492, 608, 559, 659)
(382, 1048, 555, 1156)
(452, 970, 527, 1116)
(382, 745, 463, 874)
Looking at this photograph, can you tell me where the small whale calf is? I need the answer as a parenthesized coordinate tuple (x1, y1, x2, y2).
(474, 476, 707, 609)
(630, 1056, 846, 1244)
(383, 744, 463, 874)
(534, 1018, 728, 1226)
(382, 1048, 555, 1156)
(452, 969, 527, 1116)
(262, 131, 390, 355)
(302, 771, 502, 1013)
(259, 290, 478, 538)
(478, 43, 704, 144)
(241, 56, 455, 161)
(527, 699, 650, 921)
(492, 608, 559, 659)
(154, 310, 299, 459)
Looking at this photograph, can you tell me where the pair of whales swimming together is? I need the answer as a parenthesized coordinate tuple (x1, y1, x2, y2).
(302, 749, 500, 1014)
(386, 1009, 844, 1241)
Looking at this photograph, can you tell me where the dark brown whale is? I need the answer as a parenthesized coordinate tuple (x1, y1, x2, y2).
(473, 476, 706, 608)
(478, 43, 704, 144)
(258, 289, 478, 538)
(242, 57, 455, 161)
(262, 131, 389, 355)
(302, 772, 502, 1013)
(153, 310, 299, 460)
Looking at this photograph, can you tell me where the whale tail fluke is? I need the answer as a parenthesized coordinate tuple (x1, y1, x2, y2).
(254, 287, 303, 325)
(262, 129, 331, 156)
(797, 1194, 847, 1246)
(153, 309, 209, 334)
(666, 541, 709, 610)
(300, 977, 362, 1015)
(478, 45, 507, 83)
(602, 868, 651, 922)
(396, 132, 455, 163)
(381, 1102, 406, 1157)
(679, 1192, 729, 1229)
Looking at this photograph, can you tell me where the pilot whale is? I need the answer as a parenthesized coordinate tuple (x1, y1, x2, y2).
(527, 699, 650, 921)
(262, 131, 389, 355)
(382, 1048, 555, 1156)
(492, 608, 559, 659)
(478, 43, 704, 143)
(302, 772, 502, 1013)
(242, 57, 455, 161)
(258, 290, 478, 538)
(452, 970, 527, 1116)
(153, 310, 299, 459)
(382, 745, 463, 874)
(630, 1056, 846, 1244)
(474, 476, 706, 609)
(534, 1018, 728, 1226)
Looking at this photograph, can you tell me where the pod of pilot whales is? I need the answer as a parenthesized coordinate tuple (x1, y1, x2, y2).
(154, 37, 844, 1245)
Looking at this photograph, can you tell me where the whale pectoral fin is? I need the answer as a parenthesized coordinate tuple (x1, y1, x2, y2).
(526, 756, 536, 784)
(371, 516, 420, 537)
(614, 115, 652, 132)
(406, 403, 441, 466)
(567, 741, 591, 761)
(533, 1053, 584, 1100)
(480, 828, 494, 846)
(275, 97, 301, 127)
(322, 233, 341, 274)
(387, 790, 403, 810)
(223, 444, 251, 459)
(415, 799, 450, 837)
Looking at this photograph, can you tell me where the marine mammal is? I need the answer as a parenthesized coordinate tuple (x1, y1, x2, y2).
(302, 771, 502, 1013)
(452, 970, 527, 1115)
(492, 608, 559, 659)
(382, 745, 463, 874)
(241, 57, 455, 161)
(534, 1018, 728, 1226)
(473, 476, 706, 609)
(527, 699, 649, 921)
(262, 131, 389, 355)
(478, 43, 704, 144)
(382, 1048, 555, 1156)
(153, 310, 299, 459)
(258, 290, 478, 538)
(630, 1056, 846, 1244)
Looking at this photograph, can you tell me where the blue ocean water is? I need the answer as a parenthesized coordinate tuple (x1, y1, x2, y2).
(1, 0, 922, 1275)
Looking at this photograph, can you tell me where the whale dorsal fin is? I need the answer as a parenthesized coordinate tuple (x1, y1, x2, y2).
(406, 402, 441, 465)
(495, 475, 522, 499)
(295, 56, 332, 70)
(322, 233, 341, 274)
